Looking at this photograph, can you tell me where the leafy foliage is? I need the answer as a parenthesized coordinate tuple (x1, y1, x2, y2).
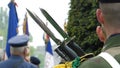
(67, 0, 103, 55)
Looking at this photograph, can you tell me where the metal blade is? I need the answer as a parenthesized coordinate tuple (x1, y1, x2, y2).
(40, 8, 87, 56)
(40, 8, 69, 40)
(26, 9, 61, 45)
(26, 9, 94, 61)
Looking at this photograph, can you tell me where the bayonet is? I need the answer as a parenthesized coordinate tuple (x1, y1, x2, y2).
(40, 8, 69, 40)
(27, 9, 79, 61)
(40, 8, 87, 56)
(27, 9, 94, 62)
(26, 9, 61, 45)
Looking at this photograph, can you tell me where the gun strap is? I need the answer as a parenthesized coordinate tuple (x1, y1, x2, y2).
(98, 52, 120, 68)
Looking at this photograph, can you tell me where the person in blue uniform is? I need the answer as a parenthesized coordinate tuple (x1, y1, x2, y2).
(30, 56, 41, 68)
(79, 0, 120, 68)
(0, 35, 37, 68)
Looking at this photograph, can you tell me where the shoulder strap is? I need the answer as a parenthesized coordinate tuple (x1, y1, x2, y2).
(98, 52, 120, 68)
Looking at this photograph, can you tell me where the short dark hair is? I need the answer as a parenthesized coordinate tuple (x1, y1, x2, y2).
(99, 0, 120, 3)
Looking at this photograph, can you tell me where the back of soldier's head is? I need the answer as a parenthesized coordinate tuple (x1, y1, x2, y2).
(30, 56, 40, 68)
(8, 35, 29, 54)
(30, 56, 40, 65)
(98, 0, 120, 28)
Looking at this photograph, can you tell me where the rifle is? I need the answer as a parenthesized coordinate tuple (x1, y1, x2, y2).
(27, 9, 94, 62)
(27, 9, 79, 61)
(40, 8, 94, 57)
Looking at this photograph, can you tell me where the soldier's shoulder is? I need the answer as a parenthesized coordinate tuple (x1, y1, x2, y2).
(0, 60, 9, 67)
(78, 56, 110, 68)
(24, 62, 37, 68)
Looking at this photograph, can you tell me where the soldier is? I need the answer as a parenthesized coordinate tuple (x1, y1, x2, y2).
(79, 0, 120, 68)
(0, 35, 37, 68)
(30, 56, 41, 68)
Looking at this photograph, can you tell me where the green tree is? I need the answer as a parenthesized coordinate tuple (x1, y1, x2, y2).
(67, 0, 103, 55)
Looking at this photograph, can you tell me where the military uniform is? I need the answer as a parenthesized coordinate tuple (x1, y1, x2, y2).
(0, 55, 37, 68)
(79, 34, 120, 68)
(0, 35, 37, 68)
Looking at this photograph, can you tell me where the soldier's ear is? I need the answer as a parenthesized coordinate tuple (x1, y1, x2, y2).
(96, 26, 105, 43)
(24, 47, 30, 62)
(23, 47, 27, 56)
(24, 47, 30, 57)
(96, 9, 104, 24)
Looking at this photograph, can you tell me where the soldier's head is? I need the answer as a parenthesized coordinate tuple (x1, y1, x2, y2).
(30, 56, 40, 68)
(96, 0, 120, 39)
(8, 35, 30, 58)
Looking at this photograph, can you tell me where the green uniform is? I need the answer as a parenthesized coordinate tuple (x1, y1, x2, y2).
(79, 34, 120, 68)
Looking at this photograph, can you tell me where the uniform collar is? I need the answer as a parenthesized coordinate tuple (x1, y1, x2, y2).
(10, 55, 24, 61)
(102, 33, 120, 51)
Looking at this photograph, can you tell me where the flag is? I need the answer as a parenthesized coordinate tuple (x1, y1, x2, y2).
(44, 39, 54, 68)
(43, 22, 54, 68)
(23, 13, 29, 35)
(6, 1, 18, 58)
